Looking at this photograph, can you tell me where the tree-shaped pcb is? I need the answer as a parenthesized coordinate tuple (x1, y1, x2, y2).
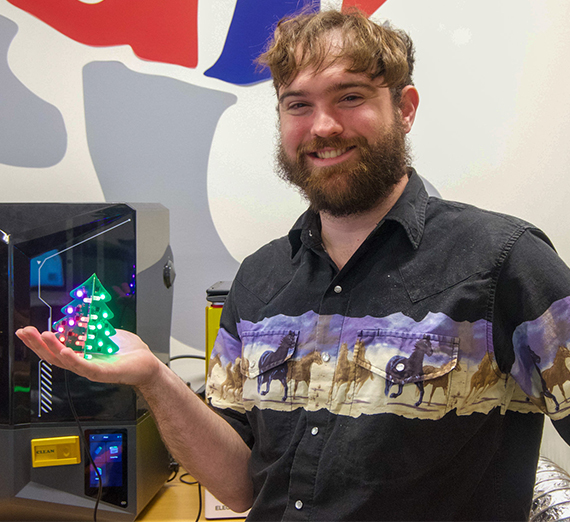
(53, 274, 118, 358)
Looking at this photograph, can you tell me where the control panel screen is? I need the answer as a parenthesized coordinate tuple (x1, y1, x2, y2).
(89, 432, 124, 487)
(84, 429, 128, 507)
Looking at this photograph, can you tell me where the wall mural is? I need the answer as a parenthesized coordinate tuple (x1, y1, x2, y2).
(0, 0, 391, 362)
(7, 0, 200, 67)
(0, 15, 66, 167)
(0, 0, 356, 363)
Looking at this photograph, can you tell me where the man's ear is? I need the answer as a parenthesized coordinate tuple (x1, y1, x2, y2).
(399, 85, 419, 134)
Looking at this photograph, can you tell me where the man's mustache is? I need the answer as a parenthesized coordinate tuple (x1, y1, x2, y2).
(296, 136, 369, 160)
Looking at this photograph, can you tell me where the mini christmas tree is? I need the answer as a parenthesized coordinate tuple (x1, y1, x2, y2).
(53, 274, 119, 359)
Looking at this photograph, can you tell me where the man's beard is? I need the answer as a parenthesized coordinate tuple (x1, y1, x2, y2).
(276, 119, 411, 217)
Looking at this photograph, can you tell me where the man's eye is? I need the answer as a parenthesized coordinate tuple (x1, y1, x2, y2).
(342, 95, 362, 103)
(289, 102, 307, 110)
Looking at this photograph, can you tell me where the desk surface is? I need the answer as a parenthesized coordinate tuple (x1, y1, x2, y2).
(137, 475, 246, 522)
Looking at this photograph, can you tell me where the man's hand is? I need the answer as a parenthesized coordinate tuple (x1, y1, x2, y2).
(16, 326, 162, 388)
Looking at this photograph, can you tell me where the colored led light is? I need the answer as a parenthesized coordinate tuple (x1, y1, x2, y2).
(59, 274, 119, 358)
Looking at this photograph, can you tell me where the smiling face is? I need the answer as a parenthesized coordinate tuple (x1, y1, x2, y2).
(276, 59, 414, 217)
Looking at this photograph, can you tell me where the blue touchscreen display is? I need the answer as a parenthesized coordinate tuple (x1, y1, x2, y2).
(89, 433, 124, 488)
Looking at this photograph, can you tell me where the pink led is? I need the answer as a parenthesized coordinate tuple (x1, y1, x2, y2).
(66, 306, 74, 314)
(76, 290, 84, 298)
(68, 319, 75, 326)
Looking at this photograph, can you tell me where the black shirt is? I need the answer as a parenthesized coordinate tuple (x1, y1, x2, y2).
(207, 170, 570, 521)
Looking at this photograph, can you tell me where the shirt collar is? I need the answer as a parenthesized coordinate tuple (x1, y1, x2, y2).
(381, 168, 428, 249)
(288, 168, 429, 257)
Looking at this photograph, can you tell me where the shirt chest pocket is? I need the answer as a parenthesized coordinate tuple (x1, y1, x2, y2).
(241, 330, 299, 406)
(352, 329, 459, 419)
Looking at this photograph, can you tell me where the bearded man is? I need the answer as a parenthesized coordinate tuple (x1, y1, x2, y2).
(17, 8, 570, 522)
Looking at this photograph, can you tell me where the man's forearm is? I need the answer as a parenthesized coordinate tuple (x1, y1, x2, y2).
(137, 362, 253, 513)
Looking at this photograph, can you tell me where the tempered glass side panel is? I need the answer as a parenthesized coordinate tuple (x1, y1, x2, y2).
(13, 206, 139, 424)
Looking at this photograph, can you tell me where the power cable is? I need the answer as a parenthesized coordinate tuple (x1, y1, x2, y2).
(64, 370, 103, 522)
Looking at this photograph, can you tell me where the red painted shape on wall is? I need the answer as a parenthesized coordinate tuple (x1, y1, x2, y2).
(341, 0, 388, 17)
(7, 0, 198, 68)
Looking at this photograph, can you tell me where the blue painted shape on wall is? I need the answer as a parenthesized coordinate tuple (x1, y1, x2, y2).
(204, 0, 320, 86)
(0, 15, 67, 167)
(83, 61, 239, 349)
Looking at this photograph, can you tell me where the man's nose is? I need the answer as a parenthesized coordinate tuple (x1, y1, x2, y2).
(311, 108, 343, 138)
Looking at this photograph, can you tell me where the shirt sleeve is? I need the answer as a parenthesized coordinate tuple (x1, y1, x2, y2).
(205, 288, 254, 448)
(493, 226, 570, 426)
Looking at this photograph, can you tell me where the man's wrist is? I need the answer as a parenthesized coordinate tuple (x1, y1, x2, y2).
(135, 356, 169, 396)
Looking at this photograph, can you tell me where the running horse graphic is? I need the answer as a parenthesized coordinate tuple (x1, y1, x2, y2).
(385, 336, 433, 407)
(257, 331, 297, 401)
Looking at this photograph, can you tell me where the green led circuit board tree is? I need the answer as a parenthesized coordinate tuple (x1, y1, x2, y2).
(53, 274, 119, 359)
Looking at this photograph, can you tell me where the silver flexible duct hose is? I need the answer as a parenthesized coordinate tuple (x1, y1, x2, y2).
(531, 456, 570, 521)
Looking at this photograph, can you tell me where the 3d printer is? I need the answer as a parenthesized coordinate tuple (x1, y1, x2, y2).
(0, 203, 174, 521)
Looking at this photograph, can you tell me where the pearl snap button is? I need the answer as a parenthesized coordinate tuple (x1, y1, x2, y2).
(322, 353, 331, 363)
(395, 363, 405, 372)
(311, 427, 319, 436)
(295, 500, 303, 510)
(334, 285, 342, 293)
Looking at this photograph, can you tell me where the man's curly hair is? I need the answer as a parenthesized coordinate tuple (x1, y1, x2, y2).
(257, 8, 415, 103)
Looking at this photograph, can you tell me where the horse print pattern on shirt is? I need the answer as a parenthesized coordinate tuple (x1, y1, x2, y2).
(207, 296, 570, 421)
